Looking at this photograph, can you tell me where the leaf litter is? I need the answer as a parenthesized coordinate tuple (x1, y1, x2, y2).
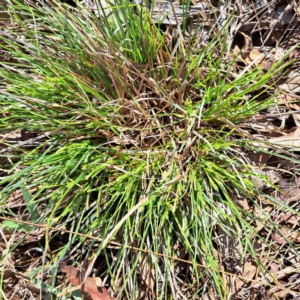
(60, 263, 115, 300)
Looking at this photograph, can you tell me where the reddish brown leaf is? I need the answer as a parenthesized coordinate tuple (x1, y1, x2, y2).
(279, 212, 299, 225)
(272, 227, 289, 245)
(268, 262, 279, 274)
(249, 48, 268, 69)
(233, 260, 257, 296)
(266, 284, 289, 299)
(60, 265, 115, 300)
(275, 177, 300, 203)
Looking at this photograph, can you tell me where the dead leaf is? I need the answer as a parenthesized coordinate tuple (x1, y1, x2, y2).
(13, 228, 46, 246)
(276, 177, 300, 203)
(249, 168, 281, 191)
(279, 71, 300, 94)
(286, 103, 300, 127)
(250, 173, 265, 191)
(232, 46, 268, 69)
(274, 289, 289, 299)
(253, 262, 300, 288)
(265, 169, 282, 185)
(269, 127, 300, 148)
(290, 231, 300, 243)
(253, 205, 273, 228)
(268, 262, 279, 274)
(232, 192, 250, 210)
(279, 212, 299, 225)
(266, 286, 289, 299)
(272, 227, 289, 245)
(60, 265, 114, 300)
(233, 260, 257, 295)
(3, 190, 24, 207)
(2, 269, 16, 281)
(248, 48, 268, 69)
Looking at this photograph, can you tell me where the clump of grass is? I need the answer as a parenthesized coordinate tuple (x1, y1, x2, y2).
(0, 0, 299, 299)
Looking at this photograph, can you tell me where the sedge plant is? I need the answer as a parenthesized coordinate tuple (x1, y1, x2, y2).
(0, 0, 299, 299)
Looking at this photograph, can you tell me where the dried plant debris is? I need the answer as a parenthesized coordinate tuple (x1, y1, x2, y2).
(60, 264, 115, 300)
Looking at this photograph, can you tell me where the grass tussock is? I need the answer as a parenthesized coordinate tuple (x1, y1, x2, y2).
(1, 0, 299, 299)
